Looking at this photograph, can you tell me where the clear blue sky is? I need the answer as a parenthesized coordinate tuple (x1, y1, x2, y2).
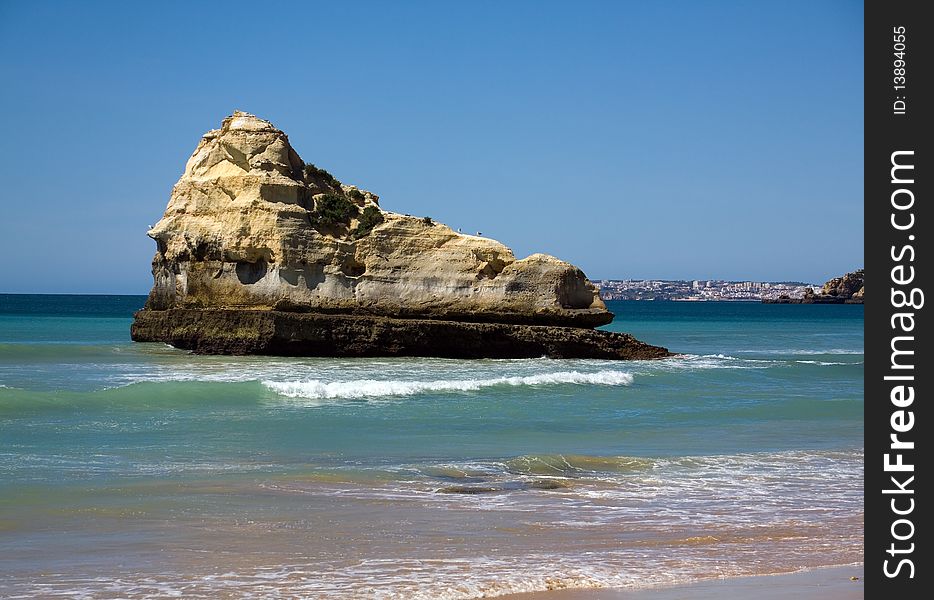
(0, 0, 863, 293)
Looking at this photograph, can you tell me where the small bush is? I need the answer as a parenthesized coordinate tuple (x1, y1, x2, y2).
(348, 188, 365, 202)
(303, 163, 341, 189)
(422, 216, 433, 225)
(353, 205, 385, 238)
(313, 193, 359, 228)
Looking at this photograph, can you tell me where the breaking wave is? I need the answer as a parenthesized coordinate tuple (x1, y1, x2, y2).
(735, 348, 863, 355)
(794, 360, 862, 366)
(262, 370, 634, 400)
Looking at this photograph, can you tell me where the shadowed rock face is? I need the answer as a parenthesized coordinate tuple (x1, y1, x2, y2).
(144, 111, 612, 327)
(131, 310, 671, 360)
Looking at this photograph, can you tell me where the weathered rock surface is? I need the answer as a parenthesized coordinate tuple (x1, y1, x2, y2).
(763, 269, 864, 304)
(133, 111, 670, 359)
(131, 309, 671, 360)
(144, 111, 610, 327)
(821, 269, 864, 300)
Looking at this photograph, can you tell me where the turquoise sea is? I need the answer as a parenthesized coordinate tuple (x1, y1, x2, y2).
(0, 296, 863, 598)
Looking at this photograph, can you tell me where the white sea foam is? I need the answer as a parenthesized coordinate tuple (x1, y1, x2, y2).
(644, 354, 771, 371)
(262, 370, 634, 400)
(96, 349, 861, 393)
(735, 348, 863, 355)
(794, 360, 862, 366)
(636, 352, 862, 373)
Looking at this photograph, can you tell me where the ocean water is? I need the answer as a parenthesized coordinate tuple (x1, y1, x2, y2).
(0, 296, 864, 598)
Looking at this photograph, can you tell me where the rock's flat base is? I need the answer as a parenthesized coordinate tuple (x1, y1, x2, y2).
(131, 309, 671, 360)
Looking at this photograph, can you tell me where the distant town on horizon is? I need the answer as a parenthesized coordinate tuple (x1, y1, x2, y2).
(596, 278, 821, 302)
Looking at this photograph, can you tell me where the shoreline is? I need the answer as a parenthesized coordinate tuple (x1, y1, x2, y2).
(495, 565, 864, 600)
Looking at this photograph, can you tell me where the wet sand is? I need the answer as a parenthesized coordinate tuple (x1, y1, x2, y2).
(498, 565, 864, 600)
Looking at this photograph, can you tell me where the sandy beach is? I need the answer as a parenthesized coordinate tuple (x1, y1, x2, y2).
(499, 566, 864, 600)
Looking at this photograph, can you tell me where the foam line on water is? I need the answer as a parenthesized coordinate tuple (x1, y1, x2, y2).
(734, 348, 863, 355)
(262, 370, 634, 400)
(794, 360, 863, 366)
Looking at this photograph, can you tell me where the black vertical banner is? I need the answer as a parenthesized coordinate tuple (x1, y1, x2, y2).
(865, 0, 930, 597)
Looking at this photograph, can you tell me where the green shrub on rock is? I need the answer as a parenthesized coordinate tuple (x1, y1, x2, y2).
(353, 206, 385, 238)
(303, 163, 341, 189)
(312, 193, 359, 228)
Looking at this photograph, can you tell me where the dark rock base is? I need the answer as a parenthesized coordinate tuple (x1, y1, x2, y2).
(131, 309, 671, 360)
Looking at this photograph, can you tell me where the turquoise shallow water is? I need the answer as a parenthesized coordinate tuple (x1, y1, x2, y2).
(0, 296, 863, 598)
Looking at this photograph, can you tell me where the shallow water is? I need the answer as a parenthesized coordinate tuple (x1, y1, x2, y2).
(0, 296, 863, 598)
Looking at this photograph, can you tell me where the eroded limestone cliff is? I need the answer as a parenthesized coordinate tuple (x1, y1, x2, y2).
(133, 112, 671, 359)
(145, 111, 610, 327)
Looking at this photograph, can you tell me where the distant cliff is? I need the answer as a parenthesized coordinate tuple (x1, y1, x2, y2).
(763, 269, 864, 304)
(132, 112, 669, 359)
(818, 269, 864, 301)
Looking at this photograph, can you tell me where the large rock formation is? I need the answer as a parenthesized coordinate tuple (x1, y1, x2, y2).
(132, 112, 670, 359)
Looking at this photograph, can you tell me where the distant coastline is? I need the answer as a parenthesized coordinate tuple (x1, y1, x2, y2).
(599, 269, 863, 304)
(597, 279, 820, 302)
